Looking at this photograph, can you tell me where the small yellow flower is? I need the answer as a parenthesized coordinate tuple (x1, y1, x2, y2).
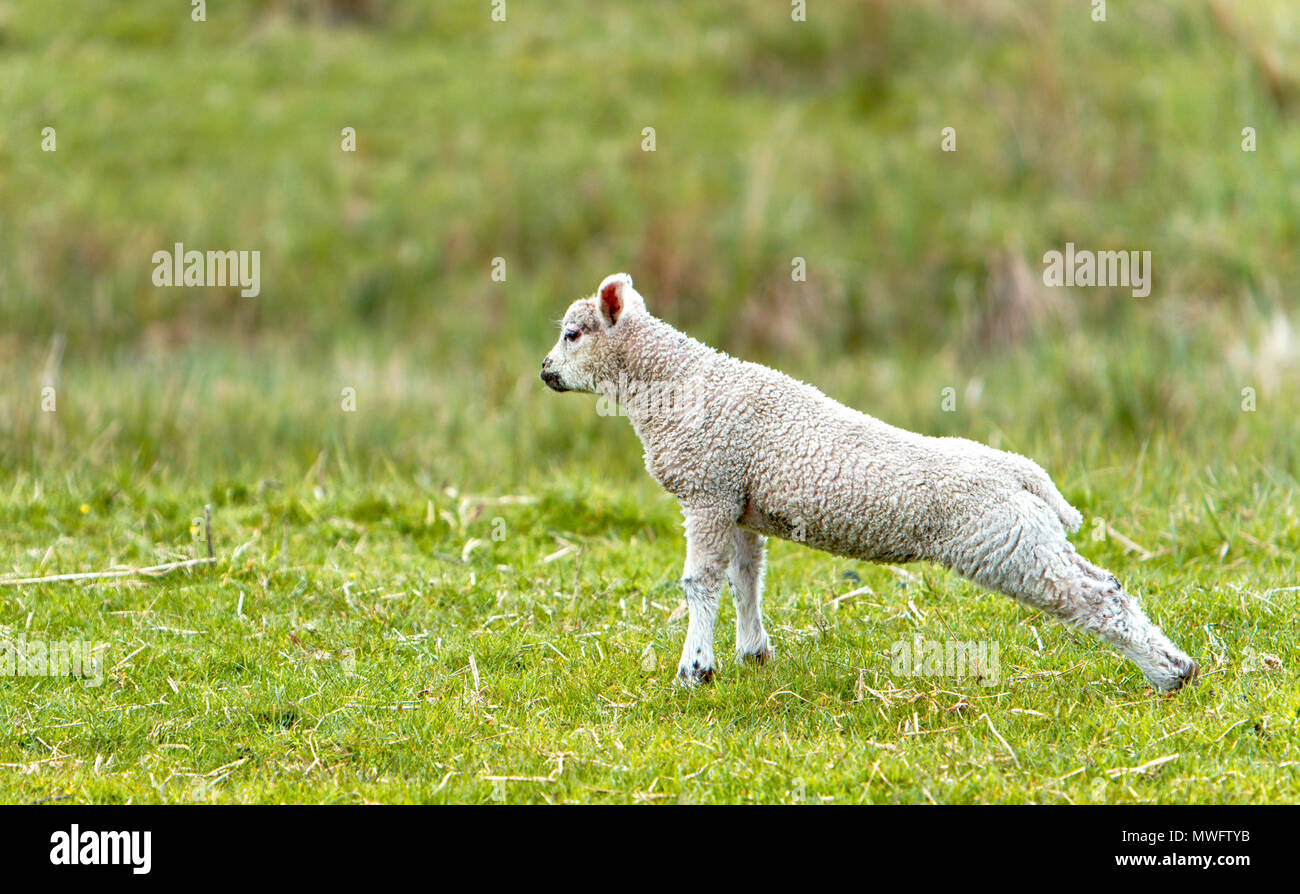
(189, 522, 201, 537)
(79, 504, 90, 515)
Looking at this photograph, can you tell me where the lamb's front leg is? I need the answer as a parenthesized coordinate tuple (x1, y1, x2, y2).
(675, 508, 735, 687)
(729, 528, 774, 665)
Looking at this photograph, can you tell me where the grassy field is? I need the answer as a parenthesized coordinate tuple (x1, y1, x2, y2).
(1, 1, 1298, 802)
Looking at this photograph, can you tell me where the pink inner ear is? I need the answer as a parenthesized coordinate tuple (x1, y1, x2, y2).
(600, 281, 623, 322)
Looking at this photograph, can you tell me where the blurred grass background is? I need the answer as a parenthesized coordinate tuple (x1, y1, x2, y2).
(0, 0, 1296, 491)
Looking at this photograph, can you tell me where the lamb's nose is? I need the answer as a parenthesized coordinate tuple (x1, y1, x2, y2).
(540, 362, 565, 391)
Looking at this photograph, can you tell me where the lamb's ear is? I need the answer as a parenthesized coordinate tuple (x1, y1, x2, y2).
(596, 272, 644, 327)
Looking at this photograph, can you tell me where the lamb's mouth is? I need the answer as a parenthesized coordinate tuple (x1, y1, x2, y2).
(540, 369, 568, 392)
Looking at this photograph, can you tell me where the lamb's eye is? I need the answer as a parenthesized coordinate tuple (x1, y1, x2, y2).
(563, 329, 580, 343)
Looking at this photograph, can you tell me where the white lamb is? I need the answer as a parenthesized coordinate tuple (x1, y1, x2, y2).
(541, 273, 1198, 692)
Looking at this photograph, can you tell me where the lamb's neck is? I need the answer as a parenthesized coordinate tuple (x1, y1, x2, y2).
(617, 317, 713, 384)
(616, 317, 716, 438)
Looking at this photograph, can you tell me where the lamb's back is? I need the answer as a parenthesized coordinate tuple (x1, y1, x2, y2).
(725, 362, 956, 559)
(645, 349, 1075, 561)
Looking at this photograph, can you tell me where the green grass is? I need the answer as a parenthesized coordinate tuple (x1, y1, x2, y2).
(1, 343, 1296, 803)
(1, 0, 1298, 802)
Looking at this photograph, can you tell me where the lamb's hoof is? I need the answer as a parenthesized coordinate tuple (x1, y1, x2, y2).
(675, 662, 715, 688)
(1168, 659, 1199, 692)
(1152, 658, 1199, 693)
(738, 645, 775, 666)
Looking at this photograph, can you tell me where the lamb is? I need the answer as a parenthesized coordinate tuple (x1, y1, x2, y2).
(540, 273, 1199, 693)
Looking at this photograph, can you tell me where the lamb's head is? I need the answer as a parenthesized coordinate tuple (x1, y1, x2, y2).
(540, 272, 646, 393)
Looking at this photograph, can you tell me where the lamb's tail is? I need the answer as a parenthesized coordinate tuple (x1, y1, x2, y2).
(1015, 461, 1083, 533)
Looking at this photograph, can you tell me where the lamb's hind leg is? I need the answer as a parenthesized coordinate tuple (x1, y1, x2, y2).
(728, 528, 773, 665)
(959, 495, 1198, 692)
(1049, 552, 1198, 691)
